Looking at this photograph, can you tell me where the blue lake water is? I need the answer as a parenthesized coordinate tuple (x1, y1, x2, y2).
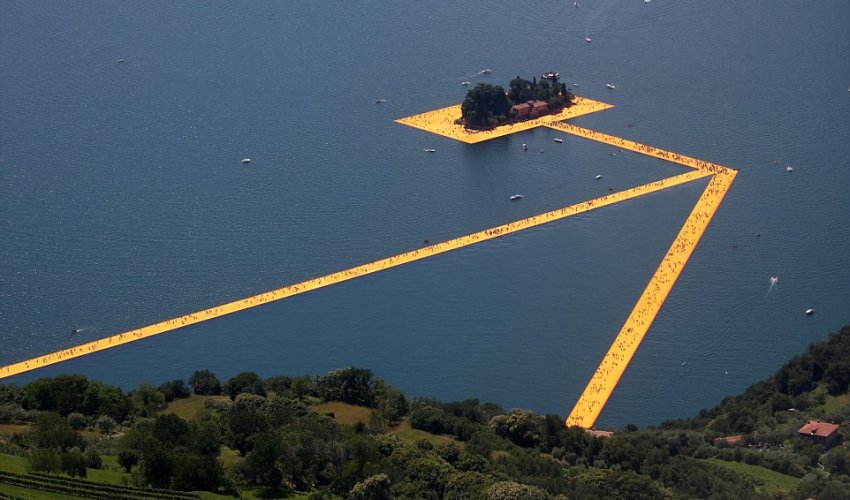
(2, 0, 849, 426)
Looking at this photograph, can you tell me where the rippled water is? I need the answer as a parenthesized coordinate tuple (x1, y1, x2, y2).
(2, 0, 849, 426)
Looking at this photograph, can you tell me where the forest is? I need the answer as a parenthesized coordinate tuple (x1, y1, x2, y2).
(1, 325, 850, 499)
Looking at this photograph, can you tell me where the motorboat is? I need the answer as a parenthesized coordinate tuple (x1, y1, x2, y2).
(585, 37, 592, 43)
(606, 83, 616, 89)
(461, 81, 471, 86)
(553, 138, 563, 143)
(510, 194, 523, 201)
(595, 174, 603, 180)
(806, 308, 815, 315)
(241, 158, 251, 164)
(376, 98, 387, 104)
(116, 58, 125, 63)
(424, 148, 436, 153)
(522, 143, 528, 150)
(71, 328, 82, 334)
(482, 68, 492, 74)
(573, 82, 580, 87)
(786, 165, 793, 172)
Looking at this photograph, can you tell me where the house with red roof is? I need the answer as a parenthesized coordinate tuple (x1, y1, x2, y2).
(797, 420, 840, 447)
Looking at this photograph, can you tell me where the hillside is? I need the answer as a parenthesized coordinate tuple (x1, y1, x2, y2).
(1, 326, 849, 499)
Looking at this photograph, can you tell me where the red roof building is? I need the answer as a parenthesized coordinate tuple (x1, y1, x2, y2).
(530, 100, 549, 117)
(511, 102, 531, 117)
(714, 435, 744, 447)
(797, 420, 840, 446)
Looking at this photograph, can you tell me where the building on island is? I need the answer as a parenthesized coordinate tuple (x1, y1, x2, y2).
(511, 102, 531, 118)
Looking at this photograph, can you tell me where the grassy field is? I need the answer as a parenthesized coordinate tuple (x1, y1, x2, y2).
(390, 420, 461, 449)
(0, 451, 131, 485)
(163, 395, 230, 420)
(0, 424, 30, 435)
(704, 458, 801, 494)
(0, 454, 27, 475)
(0, 482, 92, 500)
(312, 401, 373, 426)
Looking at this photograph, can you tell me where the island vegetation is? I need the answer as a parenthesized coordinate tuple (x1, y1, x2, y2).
(460, 72, 575, 130)
(1, 325, 850, 499)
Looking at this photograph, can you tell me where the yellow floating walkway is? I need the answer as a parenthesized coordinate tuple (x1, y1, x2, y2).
(564, 170, 736, 427)
(544, 122, 731, 175)
(0, 169, 709, 381)
(546, 120, 738, 427)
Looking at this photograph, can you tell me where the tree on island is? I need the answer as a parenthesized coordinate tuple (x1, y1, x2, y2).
(461, 84, 512, 130)
(461, 72, 576, 130)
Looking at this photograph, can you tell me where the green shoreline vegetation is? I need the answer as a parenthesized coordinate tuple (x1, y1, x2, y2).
(460, 72, 576, 130)
(2, 326, 850, 499)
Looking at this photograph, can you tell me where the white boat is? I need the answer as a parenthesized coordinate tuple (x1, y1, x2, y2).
(522, 143, 528, 150)
(461, 81, 471, 86)
(375, 98, 387, 104)
(606, 83, 616, 89)
(510, 194, 523, 201)
(806, 308, 815, 315)
(574, 2, 579, 7)
(553, 138, 563, 143)
(241, 158, 251, 164)
(482, 68, 492, 74)
(585, 37, 592, 43)
(116, 58, 125, 63)
(786, 165, 793, 172)
(595, 174, 603, 180)
(573, 82, 580, 87)
(424, 148, 436, 153)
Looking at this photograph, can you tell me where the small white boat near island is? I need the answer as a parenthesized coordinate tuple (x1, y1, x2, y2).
(424, 148, 436, 153)
(240, 158, 251, 164)
(461, 81, 471, 86)
(510, 194, 523, 201)
(522, 143, 528, 150)
(553, 138, 563, 143)
(595, 174, 603, 180)
(481, 68, 492, 74)
(606, 83, 616, 89)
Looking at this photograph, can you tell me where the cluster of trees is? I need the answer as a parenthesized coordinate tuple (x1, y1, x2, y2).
(2, 326, 850, 498)
(460, 74, 575, 129)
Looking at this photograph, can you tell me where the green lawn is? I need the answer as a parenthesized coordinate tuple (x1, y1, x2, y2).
(704, 458, 801, 494)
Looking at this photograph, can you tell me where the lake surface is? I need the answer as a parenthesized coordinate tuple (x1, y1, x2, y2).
(2, 0, 849, 426)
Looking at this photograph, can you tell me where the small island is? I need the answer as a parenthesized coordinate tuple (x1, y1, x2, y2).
(460, 72, 575, 130)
